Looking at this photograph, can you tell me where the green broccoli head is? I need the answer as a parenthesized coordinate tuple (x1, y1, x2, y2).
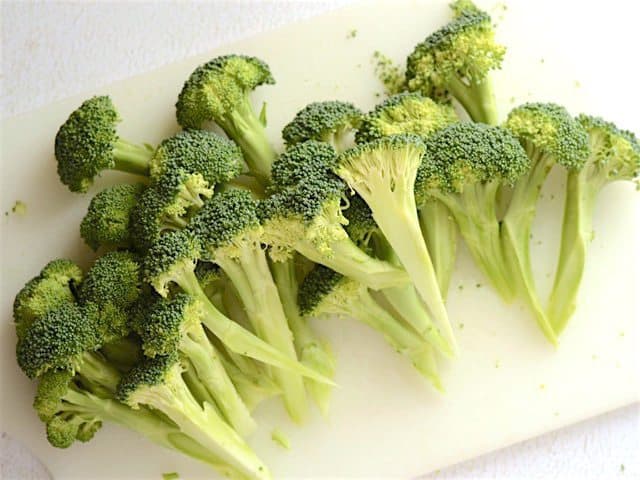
(142, 230, 201, 297)
(356, 92, 458, 144)
(259, 174, 348, 261)
(416, 122, 529, 200)
(150, 129, 243, 186)
(282, 101, 363, 149)
(189, 189, 262, 261)
(297, 265, 361, 318)
(17, 303, 100, 379)
(176, 55, 275, 129)
(13, 259, 83, 342)
(137, 294, 203, 358)
(45, 413, 102, 448)
(269, 140, 338, 192)
(504, 103, 590, 171)
(80, 183, 145, 251)
(577, 114, 640, 186)
(116, 352, 183, 407)
(54, 96, 120, 193)
(130, 170, 212, 252)
(343, 193, 378, 247)
(405, 9, 505, 105)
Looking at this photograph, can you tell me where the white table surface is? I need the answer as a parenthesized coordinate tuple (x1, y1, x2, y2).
(1, 1, 638, 479)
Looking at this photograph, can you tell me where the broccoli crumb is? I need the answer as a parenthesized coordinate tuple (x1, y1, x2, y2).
(162, 473, 180, 480)
(540, 58, 545, 64)
(475, 283, 482, 288)
(458, 284, 464, 291)
(372, 51, 405, 95)
(574, 80, 581, 88)
(271, 429, 290, 450)
(592, 354, 598, 360)
(539, 383, 546, 390)
(553, 411, 559, 417)
(347, 29, 357, 39)
(11, 200, 27, 216)
(621, 464, 625, 472)
(458, 323, 464, 330)
(619, 331, 625, 337)
(509, 96, 516, 104)
(495, 360, 500, 368)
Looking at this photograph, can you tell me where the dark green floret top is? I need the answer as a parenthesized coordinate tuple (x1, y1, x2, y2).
(176, 55, 275, 129)
(504, 103, 590, 171)
(342, 193, 377, 246)
(282, 101, 363, 147)
(116, 352, 181, 403)
(78, 251, 141, 310)
(80, 183, 145, 251)
(297, 265, 344, 316)
(269, 141, 338, 191)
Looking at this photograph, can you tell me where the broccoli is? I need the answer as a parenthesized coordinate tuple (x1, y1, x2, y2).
(80, 183, 145, 251)
(142, 229, 333, 385)
(502, 103, 589, 343)
(282, 101, 363, 152)
(261, 141, 409, 290)
(357, 92, 459, 296)
(55, 96, 153, 192)
(415, 123, 529, 301)
(13, 259, 83, 342)
(176, 55, 276, 184)
(548, 115, 639, 334)
(405, 3, 505, 124)
(117, 353, 271, 480)
(335, 135, 452, 341)
(270, 258, 336, 416)
(150, 129, 244, 187)
(189, 189, 308, 422)
(298, 265, 443, 390)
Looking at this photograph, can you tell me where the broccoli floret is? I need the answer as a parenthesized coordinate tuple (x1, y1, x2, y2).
(405, 4, 505, 124)
(130, 170, 213, 251)
(150, 129, 244, 186)
(282, 101, 363, 152)
(548, 115, 639, 335)
(355, 92, 457, 144)
(13, 259, 83, 342)
(54, 96, 153, 192)
(117, 353, 271, 480)
(137, 293, 255, 435)
(190, 190, 308, 422)
(501, 103, 590, 343)
(449, 0, 483, 16)
(335, 135, 453, 344)
(268, 140, 339, 193)
(176, 55, 276, 184)
(298, 265, 442, 390)
(80, 183, 145, 251)
(142, 230, 332, 386)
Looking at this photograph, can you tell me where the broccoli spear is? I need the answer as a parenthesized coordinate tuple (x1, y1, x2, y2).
(405, 2, 505, 124)
(548, 115, 640, 334)
(189, 189, 309, 423)
(176, 55, 276, 184)
(55, 96, 154, 192)
(298, 265, 443, 390)
(501, 103, 590, 343)
(142, 229, 334, 385)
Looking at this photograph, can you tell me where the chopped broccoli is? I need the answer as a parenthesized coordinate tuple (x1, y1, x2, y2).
(11, 200, 27, 215)
(416, 123, 529, 301)
(80, 183, 145, 251)
(502, 103, 589, 343)
(335, 135, 452, 343)
(548, 115, 639, 334)
(176, 55, 276, 183)
(299, 265, 443, 390)
(55, 96, 153, 192)
(282, 101, 363, 152)
(142, 229, 333, 385)
(270, 428, 291, 449)
(405, 2, 505, 124)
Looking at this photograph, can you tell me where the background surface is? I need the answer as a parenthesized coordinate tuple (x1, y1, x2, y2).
(1, 1, 638, 479)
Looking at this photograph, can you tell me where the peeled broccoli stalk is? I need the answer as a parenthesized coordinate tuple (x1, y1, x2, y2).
(418, 200, 458, 297)
(118, 358, 271, 480)
(373, 235, 456, 358)
(447, 76, 498, 125)
(270, 259, 336, 416)
(112, 139, 154, 175)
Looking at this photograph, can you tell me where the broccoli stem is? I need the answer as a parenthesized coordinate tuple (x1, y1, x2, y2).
(218, 95, 276, 186)
(547, 172, 597, 335)
(373, 234, 456, 358)
(418, 200, 458, 298)
(182, 358, 219, 408)
(175, 270, 333, 385)
(270, 259, 335, 416)
(75, 351, 122, 393)
(113, 139, 152, 176)
(501, 153, 558, 345)
(181, 324, 256, 436)
(295, 237, 410, 290)
(218, 247, 308, 424)
(448, 76, 499, 125)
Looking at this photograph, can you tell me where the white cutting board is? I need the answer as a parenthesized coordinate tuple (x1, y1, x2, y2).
(1, 1, 639, 478)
